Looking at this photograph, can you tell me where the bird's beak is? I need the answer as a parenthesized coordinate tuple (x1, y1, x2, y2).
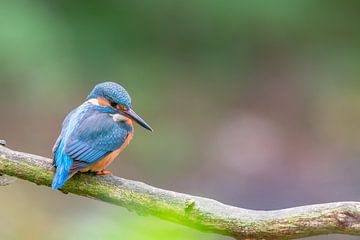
(122, 108, 153, 132)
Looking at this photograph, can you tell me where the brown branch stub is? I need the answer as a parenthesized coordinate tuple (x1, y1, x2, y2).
(1, 144, 360, 239)
(335, 206, 360, 231)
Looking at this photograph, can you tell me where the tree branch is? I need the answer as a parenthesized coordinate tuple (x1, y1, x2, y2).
(1, 143, 360, 239)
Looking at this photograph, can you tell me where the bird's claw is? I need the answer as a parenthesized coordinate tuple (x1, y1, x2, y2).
(96, 169, 112, 175)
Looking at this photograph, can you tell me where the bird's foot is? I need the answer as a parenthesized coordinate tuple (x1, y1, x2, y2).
(96, 169, 112, 175)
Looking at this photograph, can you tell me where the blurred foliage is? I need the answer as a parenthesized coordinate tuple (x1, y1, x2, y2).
(1, 1, 360, 240)
(51, 211, 223, 240)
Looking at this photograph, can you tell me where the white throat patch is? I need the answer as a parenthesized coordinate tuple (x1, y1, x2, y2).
(110, 114, 128, 122)
(86, 98, 100, 105)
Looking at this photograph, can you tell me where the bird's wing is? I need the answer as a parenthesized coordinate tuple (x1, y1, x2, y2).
(52, 109, 76, 155)
(64, 112, 128, 171)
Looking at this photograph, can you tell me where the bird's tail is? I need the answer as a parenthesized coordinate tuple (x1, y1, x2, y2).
(52, 151, 73, 190)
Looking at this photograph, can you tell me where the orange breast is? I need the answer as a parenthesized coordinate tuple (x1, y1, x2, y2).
(81, 132, 133, 172)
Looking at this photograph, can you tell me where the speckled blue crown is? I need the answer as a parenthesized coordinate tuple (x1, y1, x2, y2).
(87, 82, 132, 108)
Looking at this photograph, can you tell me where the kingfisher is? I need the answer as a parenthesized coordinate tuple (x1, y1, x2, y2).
(51, 82, 152, 190)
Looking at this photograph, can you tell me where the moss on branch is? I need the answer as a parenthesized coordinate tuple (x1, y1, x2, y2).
(1, 143, 360, 239)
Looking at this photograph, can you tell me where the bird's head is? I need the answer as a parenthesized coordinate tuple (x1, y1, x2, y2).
(87, 82, 153, 131)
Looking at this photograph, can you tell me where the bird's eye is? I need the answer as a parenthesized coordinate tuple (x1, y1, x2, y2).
(110, 101, 117, 108)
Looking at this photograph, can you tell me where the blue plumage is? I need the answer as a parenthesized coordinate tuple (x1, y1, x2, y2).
(51, 82, 152, 190)
(65, 110, 130, 169)
(52, 143, 72, 190)
(87, 82, 132, 108)
(52, 103, 130, 189)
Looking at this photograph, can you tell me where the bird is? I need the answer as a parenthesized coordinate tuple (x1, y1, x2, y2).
(51, 82, 152, 190)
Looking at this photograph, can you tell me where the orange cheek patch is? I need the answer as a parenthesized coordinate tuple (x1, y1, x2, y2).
(97, 97, 110, 106)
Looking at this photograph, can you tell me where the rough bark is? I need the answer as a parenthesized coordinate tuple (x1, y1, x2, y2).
(1, 143, 360, 239)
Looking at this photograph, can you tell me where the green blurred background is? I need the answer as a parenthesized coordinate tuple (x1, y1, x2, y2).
(1, 1, 360, 239)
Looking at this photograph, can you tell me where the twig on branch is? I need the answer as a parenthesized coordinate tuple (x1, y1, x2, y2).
(1, 142, 360, 239)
